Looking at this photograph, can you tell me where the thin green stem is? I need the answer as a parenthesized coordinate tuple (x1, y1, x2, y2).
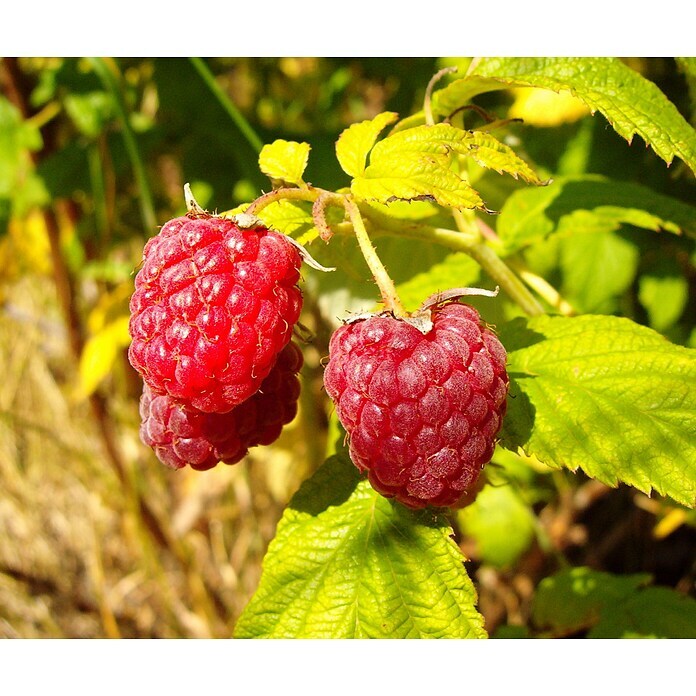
(343, 196, 406, 316)
(189, 57, 264, 155)
(88, 143, 108, 240)
(89, 58, 157, 233)
(357, 210, 545, 317)
(508, 259, 576, 316)
(423, 66, 458, 126)
(463, 242, 545, 317)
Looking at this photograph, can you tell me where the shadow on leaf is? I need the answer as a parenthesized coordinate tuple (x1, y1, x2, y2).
(289, 454, 362, 516)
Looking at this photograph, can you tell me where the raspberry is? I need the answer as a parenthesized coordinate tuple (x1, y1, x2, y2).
(323, 302, 508, 509)
(139, 342, 303, 470)
(128, 214, 303, 413)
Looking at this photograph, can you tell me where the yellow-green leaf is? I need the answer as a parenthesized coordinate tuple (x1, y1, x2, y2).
(78, 315, 131, 397)
(259, 139, 310, 186)
(459, 130, 544, 183)
(433, 58, 696, 174)
(500, 314, 696, 508)
(352, 154, 484, 209)
(336, 111, 398, 178)
(235, 454, 486, 638)
(350, 123, 542, 209)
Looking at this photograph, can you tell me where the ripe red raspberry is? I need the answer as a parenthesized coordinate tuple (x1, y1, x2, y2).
(128, 214, 303, 413)
(323, 302, 508, 509)
(139, 342, 303, 470)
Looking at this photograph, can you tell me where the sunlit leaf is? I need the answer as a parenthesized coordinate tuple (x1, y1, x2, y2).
(352, 154, 484, 210)
(235, 455, 486, 638)
(259, 139, 311, 186)
(433, 57, 696, 174)
(509, 87, 590, 127)
(500, 315, 696, 507)
(336, 111, 398, 178)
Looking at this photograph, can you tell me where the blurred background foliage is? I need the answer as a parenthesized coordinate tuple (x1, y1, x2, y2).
(0, 57, 694, 638)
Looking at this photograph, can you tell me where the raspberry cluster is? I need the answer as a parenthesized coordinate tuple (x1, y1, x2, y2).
(323, 302, 508, 509)
(128, 209, 510, 507)
(129, 213, 304, 470)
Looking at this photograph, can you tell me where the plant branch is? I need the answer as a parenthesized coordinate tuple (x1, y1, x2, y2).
(189, 57, 264, 155)
(423, 66, 458, 126)
(355, 210, 545, 317)
(508, 260, 576, 316)
(342, 196, 406, 316)
(243, 186, 322, 216)
(89, 58, 157, 233)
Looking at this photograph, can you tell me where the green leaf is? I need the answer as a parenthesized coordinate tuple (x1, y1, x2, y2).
(532, 567, 696, 638)
(457, 484, 536, 568)
(254, 199, 317, 242)
(352, 153, 485, 210)
(373, 124, 542, 184)
(354, 123, 548, 209)
(0, 97, 47, 213)
(559, 228, 640, 314)
(638, 255, 689, 333)
(499, 315, 696, 507)
(497, 175, 696, 254)
(590, 586, 696, 638)
(457, 130, 545, 184)
(259, 139, 310, 186)
(433, 57, 696, 174)
(532, 567, 651, 635)
(335, 111, 398, 178)
(350, 123, 543, 209)
(395, 251, 481, 312)
(63, 91, 113, 138)
(235, 455, 486, 639)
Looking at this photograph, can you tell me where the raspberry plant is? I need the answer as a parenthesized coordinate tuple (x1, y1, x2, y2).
(4, 57, 694, 640)
(223, 59, 696, 639)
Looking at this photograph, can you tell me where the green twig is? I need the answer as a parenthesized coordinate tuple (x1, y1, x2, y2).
(343, 196, 406, 316)
(423, 66, 458, 126)
(189, 57, 264, 155)
(356, 210, 545, 317)
(89, 58, 157, 233)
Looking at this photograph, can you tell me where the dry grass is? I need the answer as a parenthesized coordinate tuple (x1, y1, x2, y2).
(0, 273, 325, 638)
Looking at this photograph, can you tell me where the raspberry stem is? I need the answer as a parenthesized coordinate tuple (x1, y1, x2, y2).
(345, 206, 546, 317)
(245, 188, 406, 315)
(342, 196, 407, 317)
